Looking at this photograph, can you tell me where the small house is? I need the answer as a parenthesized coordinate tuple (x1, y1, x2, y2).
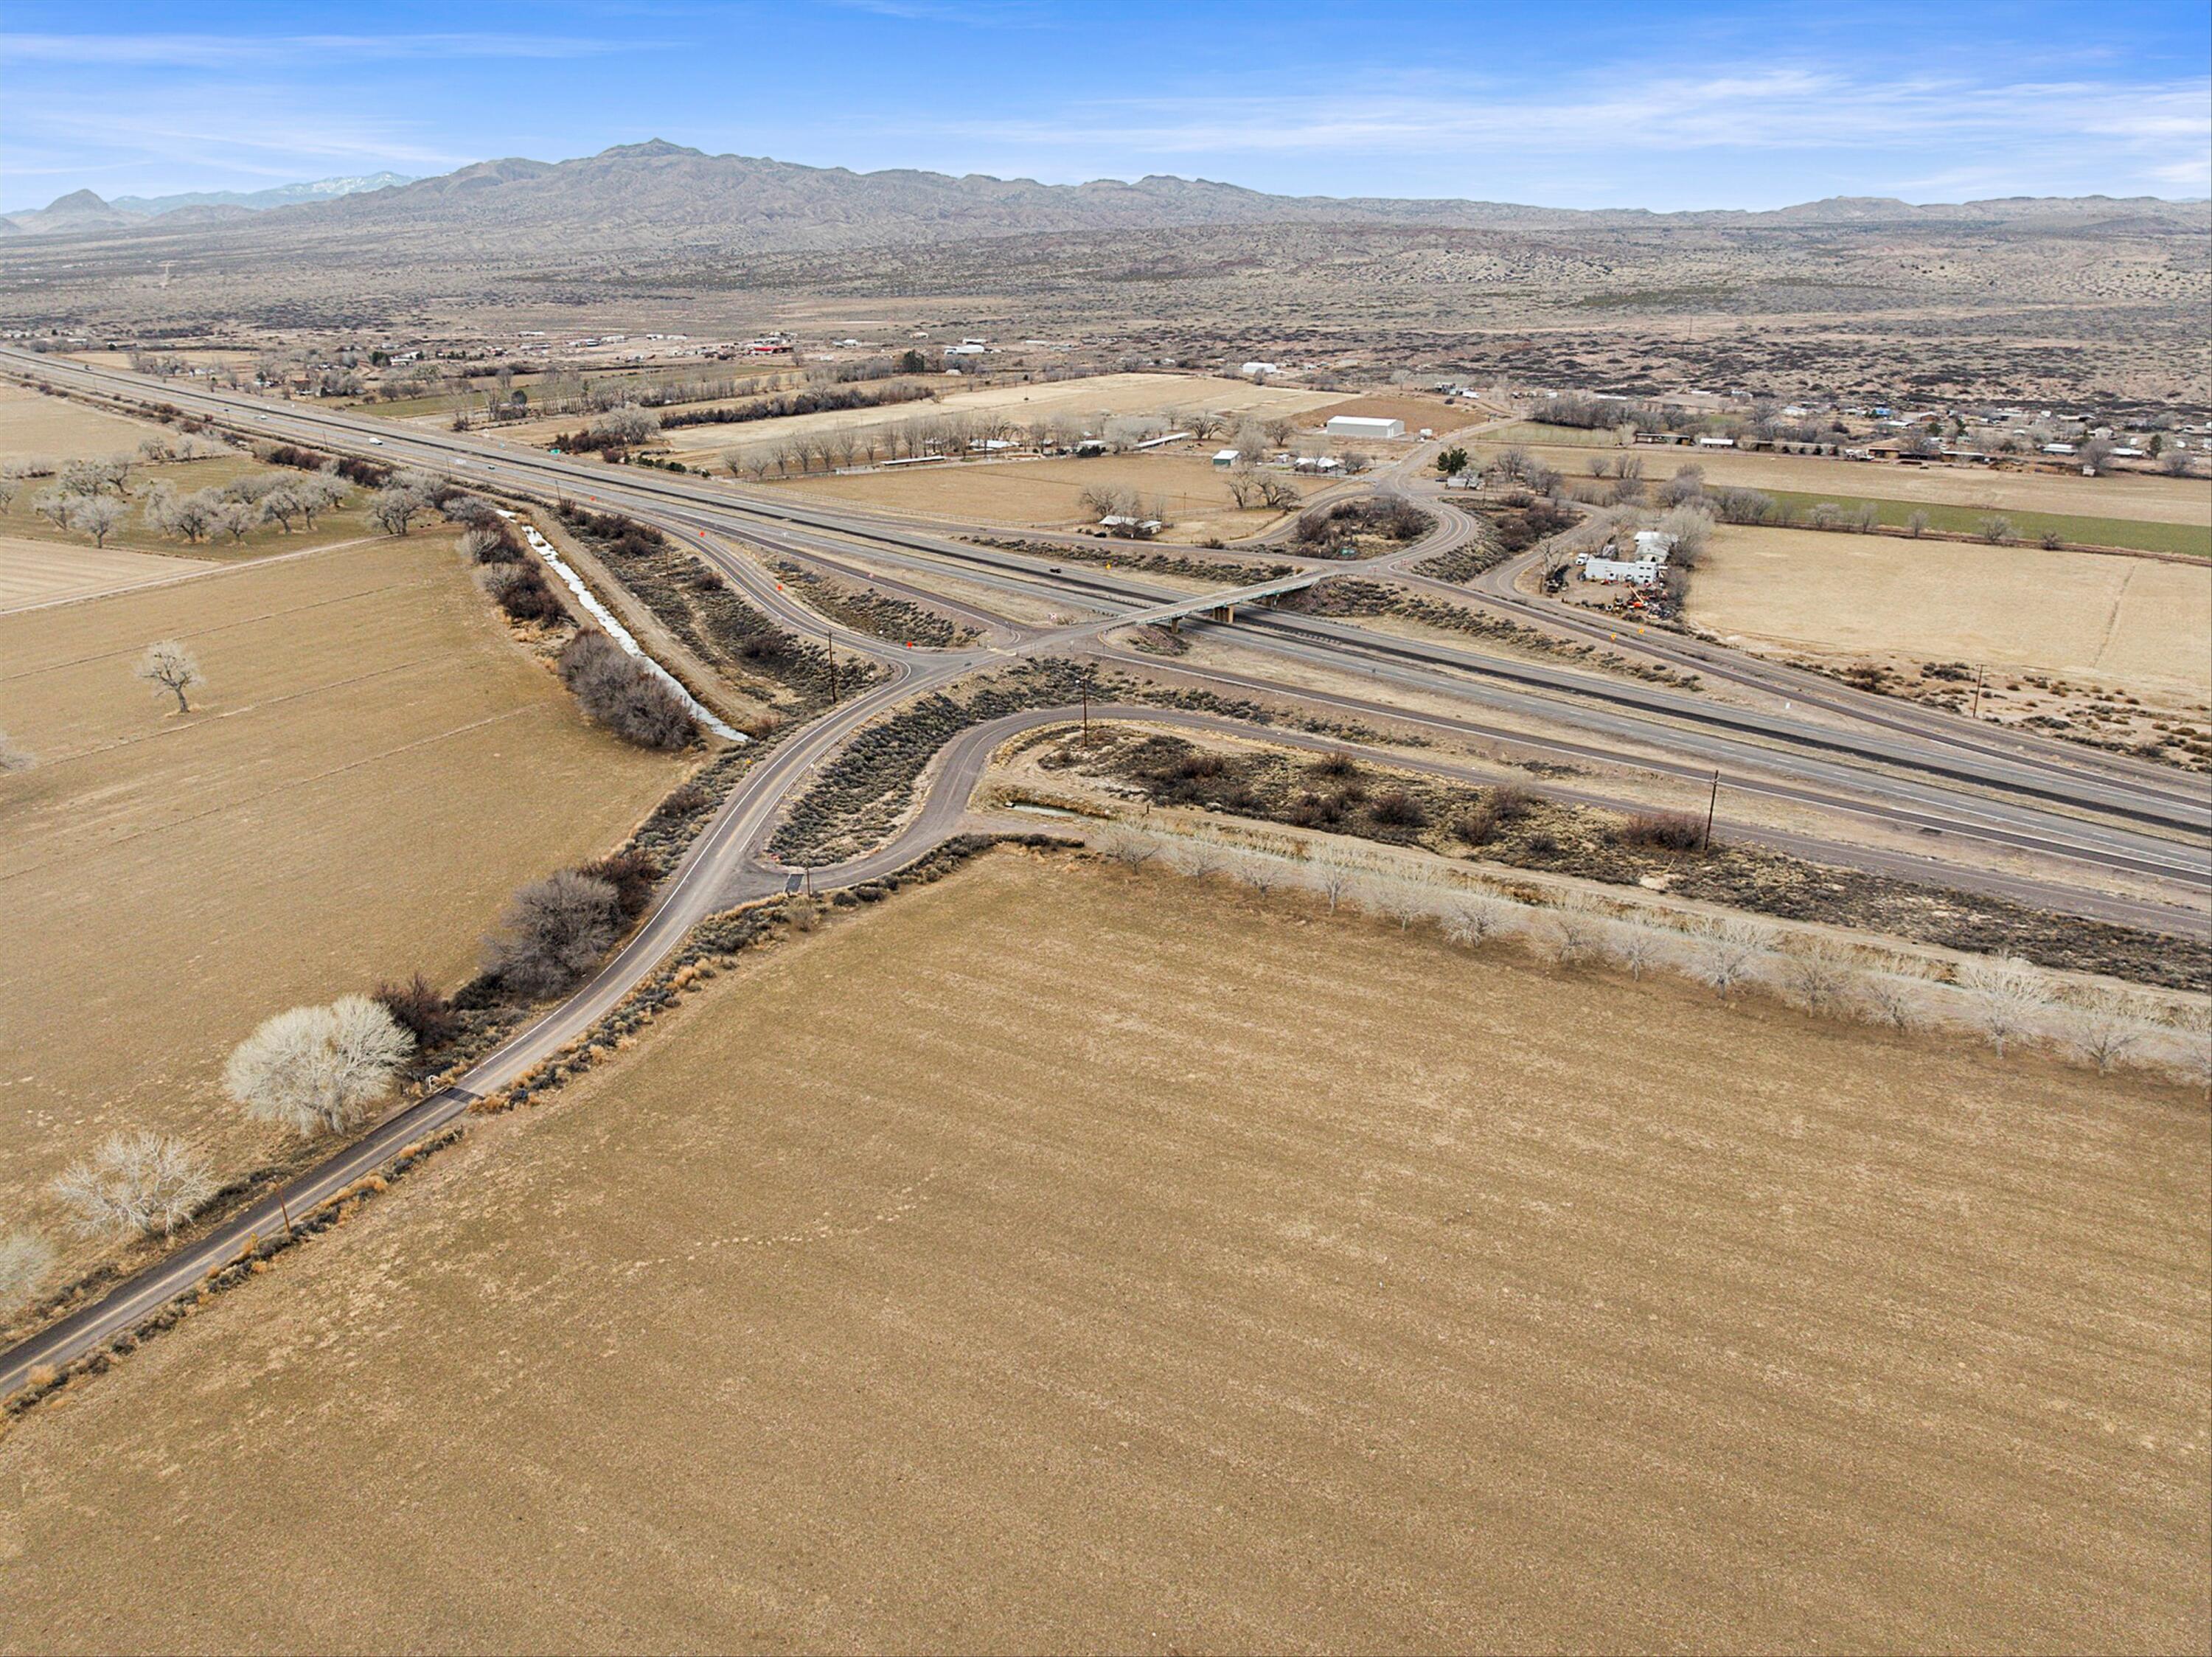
(1212, 449, 1241, 468)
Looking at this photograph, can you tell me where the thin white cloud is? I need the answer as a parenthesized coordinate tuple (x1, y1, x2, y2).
(930, 70, 2211, 164)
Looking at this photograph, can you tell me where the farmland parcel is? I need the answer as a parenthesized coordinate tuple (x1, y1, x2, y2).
(0, 535, 684, 1283)
(0, 853, 2201, 1653)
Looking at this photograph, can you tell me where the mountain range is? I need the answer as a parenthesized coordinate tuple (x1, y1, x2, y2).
(2, 142, 2199, 250)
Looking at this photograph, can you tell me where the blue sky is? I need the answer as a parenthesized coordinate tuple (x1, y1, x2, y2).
(5, 1, 2208, 212)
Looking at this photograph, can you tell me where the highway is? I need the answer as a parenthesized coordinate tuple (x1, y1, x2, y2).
(1, 347, 2205, 1397)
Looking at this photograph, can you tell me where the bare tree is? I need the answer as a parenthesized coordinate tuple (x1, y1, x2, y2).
(1439, 891, 1517, 948)
(1655, 502, 1714, 563)
(214, 500, 258, 543)
(2157, 445, 2194, 478)
(0, 728, 33, 774)
(1955, 953, 2046, 1055)
(257, 484, 304, 532)
(1604, 920, 1667, 979)
(1171, 833, 1234, 880)
(2067, 1006, 2146, 1074)
(1857, 968, 1933, 1029)
(482, 871, 625, 996)
(223, 995, 415, 1136)
(0, 1229, 55, 1311)
(1905, 510, 1933, 538)
(1310, 852, 1360, 913)
(293, 474, 349, 527)
(1688, 915, 1772, 994)
(367, 487, 426, 536)
(1545, 900, 1609, 965)
(1094, 824, 1164, 869)
(1256, 476, 1302, 511)
(66, 495, 125, 547)
(1976, 515, 2013, 545)
(143, 484, 219, 543)
(135, 639, 203, 713)
(556, 630, 698, 749)
(1234, 850, 1290, 901)
(1779, 945, 1854, 1013)
(587, 404, 661, 448)
(1658, 464, 1706, 506)
(31, 488, 72, 528)
(52, 1130, 215, 1237)
(1374, 877, 1429, 931)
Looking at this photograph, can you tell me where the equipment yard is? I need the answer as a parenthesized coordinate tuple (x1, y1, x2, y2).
(0, 851, 2202, 1654)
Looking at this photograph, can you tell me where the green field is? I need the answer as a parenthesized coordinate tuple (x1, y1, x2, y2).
(1757, 490, 2211, 558)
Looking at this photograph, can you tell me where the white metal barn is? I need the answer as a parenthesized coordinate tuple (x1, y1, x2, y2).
(1324, 415, 1405, 440)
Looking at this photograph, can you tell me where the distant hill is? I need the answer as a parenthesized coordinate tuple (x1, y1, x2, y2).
(4, 142, 2199, 253)
(3, 173, 416, 235)
(110, 172, 418, 217)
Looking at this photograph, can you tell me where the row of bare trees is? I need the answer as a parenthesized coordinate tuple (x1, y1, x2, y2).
(1, 993, 418, 1315)
(1090, 821, 2212, 1082)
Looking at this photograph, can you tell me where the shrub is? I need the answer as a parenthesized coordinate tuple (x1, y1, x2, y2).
(482, 871, 624, 997)
(0, 1229, 55, 1310)
(478, 561, 565, 625)
(577, 848, 662, 919)
(1370, 788, 1427, 827)
(557, 630, 698, 750)
(1615, 810, 1705, 851)
(372, 973, 458, 1051)
(650, 779, 713, 822)
(459, 524, 524, 564)
(1453, 803, 1499, 845)
(1488, 783, 1537, 822)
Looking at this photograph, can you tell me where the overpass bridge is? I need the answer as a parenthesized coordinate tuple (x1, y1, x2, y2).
(1116, 569, 1331, 632)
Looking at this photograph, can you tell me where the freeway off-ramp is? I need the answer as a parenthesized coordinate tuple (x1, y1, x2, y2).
(0, 350, 2205, 1397)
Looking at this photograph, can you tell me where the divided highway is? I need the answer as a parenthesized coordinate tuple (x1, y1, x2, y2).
(1, 348, 2205, 1398)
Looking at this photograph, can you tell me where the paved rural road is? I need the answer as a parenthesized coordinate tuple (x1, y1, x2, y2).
(2, 350, 2206, 1397)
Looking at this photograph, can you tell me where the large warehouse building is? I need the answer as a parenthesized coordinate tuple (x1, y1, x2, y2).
(1323, 414, 1406, 440)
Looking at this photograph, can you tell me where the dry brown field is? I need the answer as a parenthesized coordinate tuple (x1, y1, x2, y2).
(1690, 524, 2212, 701)
(0, 535, 215, 611)
(775, 451, 1324, 541)
(0, 535, 684, 1282)
(0, 381, 170, 465)
(1293, 391, 1484, 434)
(1472, 434, 2212, 527)
(0, 852, 2202, 1654)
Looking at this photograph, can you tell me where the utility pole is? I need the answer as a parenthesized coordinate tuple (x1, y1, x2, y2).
(1703, 769, 1719, 852)
(1970, 664, 1986, 720)
(1081, 663, 1091, 742)
(278, 1188, 294, 1237)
